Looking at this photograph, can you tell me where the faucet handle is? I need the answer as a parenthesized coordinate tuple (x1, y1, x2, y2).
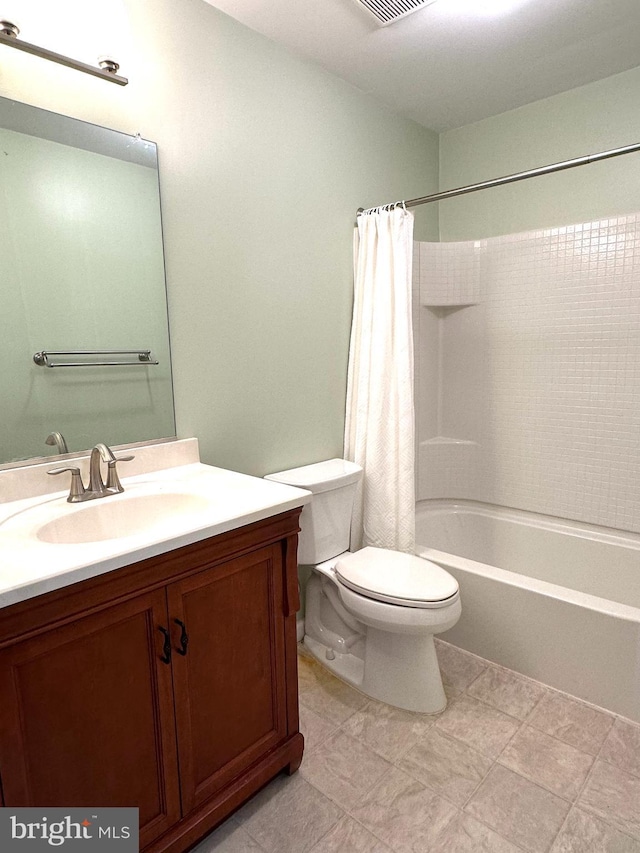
(48, 466, 86, 502)
(105, 455, 135, 493)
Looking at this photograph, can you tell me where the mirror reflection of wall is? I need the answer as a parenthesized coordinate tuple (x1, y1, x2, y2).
(0, 97, 175, 466)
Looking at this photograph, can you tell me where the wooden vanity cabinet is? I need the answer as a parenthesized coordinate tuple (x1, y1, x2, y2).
(0, 588, 182, 849)
(0, 508, 304, 853)
(168, 543, 289, 815)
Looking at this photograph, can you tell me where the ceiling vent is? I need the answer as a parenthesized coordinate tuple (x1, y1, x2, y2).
(354, 0, 438, 26)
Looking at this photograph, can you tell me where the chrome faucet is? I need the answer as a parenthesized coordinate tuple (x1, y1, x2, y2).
(48, 443, 134, 503)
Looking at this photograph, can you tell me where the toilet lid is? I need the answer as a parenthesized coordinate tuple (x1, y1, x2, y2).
(335, 547, 459, 608)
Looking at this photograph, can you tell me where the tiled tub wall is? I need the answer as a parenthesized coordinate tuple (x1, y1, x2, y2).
(414, 215, 640, 533)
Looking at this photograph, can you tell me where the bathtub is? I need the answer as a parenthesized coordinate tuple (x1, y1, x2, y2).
(416, 500, 640, 722)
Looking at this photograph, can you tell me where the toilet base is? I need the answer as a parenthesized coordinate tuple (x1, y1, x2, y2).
(303, 635, 365, 688)
(303, 628, 447, 714)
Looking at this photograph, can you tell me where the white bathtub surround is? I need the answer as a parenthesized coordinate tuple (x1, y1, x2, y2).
(416, 500, 640, 722)
(345, 205, 415, 553)
(415, 213, 640, 533)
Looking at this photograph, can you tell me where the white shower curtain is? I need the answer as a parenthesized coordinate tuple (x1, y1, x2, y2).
(344, 204, 415, 553)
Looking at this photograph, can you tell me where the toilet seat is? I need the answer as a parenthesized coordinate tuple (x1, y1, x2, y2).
(335, 546, 459, 610)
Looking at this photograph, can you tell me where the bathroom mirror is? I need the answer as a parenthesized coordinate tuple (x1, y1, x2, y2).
(0, 96, 175, 466)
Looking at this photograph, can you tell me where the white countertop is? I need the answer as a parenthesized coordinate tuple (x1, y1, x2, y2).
(0, 441, 311, 609)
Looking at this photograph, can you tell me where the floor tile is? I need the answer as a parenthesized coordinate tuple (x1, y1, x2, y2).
(434, 694, 520, 759)
(235, 774, 343, 853)
(194, 646, 640, 853)
(193, 818, 265, 852)
(551, 807, 640, 852)
(300, 729, 391, 809)
(443, 680, 462, 703)
(578, 759, 640, 841)
(435, 640, 487, 692)
(298, 657, 368, 725)
(528, 692, 614, 756)
(430, 811, 524, 853)
(465, 765, 571, 853)
(399, 728, 492, 807)
(299, 702, 338, 754)
(308, 815, 392, 853)
(341, 698, 436, 763)
(297, 653, 327, 693)
(499, 725, 594, 800)
(467, 665, 547, 720)
(600, 718, 640, 779)
(291, 649, 640, 853)
(350, 766, 458, 853)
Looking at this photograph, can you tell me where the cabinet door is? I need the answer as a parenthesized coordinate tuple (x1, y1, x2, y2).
(168, 544, 288, 813)
(0, 589, 181, 850)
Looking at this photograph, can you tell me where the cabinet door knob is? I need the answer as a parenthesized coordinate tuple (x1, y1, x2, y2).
(158, 626, 172, 664)
(174, 619, 189, 656)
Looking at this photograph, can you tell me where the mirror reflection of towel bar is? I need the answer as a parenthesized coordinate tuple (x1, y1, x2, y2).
(33, 350, 159, 368)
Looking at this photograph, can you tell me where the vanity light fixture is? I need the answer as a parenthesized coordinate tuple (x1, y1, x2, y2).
(0, 20, 128, 85)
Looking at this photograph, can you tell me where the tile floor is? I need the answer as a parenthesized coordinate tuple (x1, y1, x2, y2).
(195, 640, 640, 853)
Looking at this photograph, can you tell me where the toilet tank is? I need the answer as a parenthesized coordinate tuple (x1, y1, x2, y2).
(265, 459, 363, 564)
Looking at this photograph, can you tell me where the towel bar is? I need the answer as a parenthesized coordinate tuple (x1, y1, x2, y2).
(33, 350, 158, 368)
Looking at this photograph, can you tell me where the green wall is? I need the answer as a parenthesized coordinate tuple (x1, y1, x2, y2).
(439, 65, 640, 241)
(0, 0, 439, 475)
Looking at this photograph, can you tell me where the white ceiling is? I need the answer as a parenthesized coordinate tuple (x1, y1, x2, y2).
(203, 0, 640, 132)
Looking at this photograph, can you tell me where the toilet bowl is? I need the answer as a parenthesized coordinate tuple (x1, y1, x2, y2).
(265, 459, 461, 713)
(305, 548, 461, 713)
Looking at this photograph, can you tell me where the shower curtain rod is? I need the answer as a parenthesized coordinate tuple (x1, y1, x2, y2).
(358, 141, 640, 213)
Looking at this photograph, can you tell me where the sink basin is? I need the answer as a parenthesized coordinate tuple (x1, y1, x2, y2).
(0, 449, 312, 611)
(37, 492, 212, 545)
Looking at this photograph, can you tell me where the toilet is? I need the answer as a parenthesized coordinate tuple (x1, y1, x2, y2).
(265, 459, 461, 713)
